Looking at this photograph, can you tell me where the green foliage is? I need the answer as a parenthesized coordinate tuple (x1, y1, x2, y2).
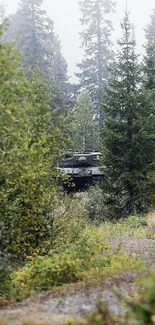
(10, 230, 109, 300)
(71, 92, 100, 152)
(49, 194, 88, 248)
(0, 24, 29, 255)
(3, 0, 69, 113)
(101, 13, 155, 219)
(85, 185, 106, 224)
(85, 186, 149, 232)
(0, 194, 87, 302)
(125, 274, 155, 325)
(120, 215, 147, 229)
(144, 9, 155, 90)
(0, 253, 12, 298)
(77, 0, 115, 116)
(100, 216, 149, 239)
(0, 26, 68, 260)
(8, 224, 142, 302)
(11, 253, 83, 300)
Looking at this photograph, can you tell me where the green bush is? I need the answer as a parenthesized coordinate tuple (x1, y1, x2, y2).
(125, 274, 155, 325)
(10, 230, 109, 300)
(9, 225, 143, 302)
(0, 26, 69, 260)
(85, 185, 106, 224)
(50, 194, 88, 248)
(11, 252, 83, 300)
(0, 253, 12, 297)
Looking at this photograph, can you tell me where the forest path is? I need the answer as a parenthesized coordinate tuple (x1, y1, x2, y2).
(0, 238, 155, 325)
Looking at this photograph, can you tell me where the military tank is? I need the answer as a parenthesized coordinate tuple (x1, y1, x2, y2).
(58, 152, 104, 191)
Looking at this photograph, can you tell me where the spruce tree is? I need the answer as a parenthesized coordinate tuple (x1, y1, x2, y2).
(71, 92, 100, 152)
(3, 0, 69, 113)
(143, 9, 155, 191)
(101, 13, 155, 219)
(5, 0, 55, 73)
(144, 9, 155, 90)
(77, 0, 115, 122)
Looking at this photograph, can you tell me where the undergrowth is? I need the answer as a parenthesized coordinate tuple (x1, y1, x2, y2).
(0, 227, 143, 303)
(100, 216, 148, 239)
(99, 215, 155, 239)
(7, 228, 110, 300)
(86, 185, 155, 239)
(0, 193, 154, 308)
(0, 273, 154, 325)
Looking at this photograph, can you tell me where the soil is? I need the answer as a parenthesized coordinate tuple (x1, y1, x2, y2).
(0, 238, 154, 325)
(110, 237, 155, 267)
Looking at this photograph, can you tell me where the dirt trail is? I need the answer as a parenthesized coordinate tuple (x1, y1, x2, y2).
(0, 273, 138, 324)
(110, 237, 155, 266)
(0, 238, 154, 325)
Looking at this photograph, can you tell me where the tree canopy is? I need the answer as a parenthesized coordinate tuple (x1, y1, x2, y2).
(71, 92, 100, 152)
(3, 0, 69, 113)
(77, 0, 115, 124)
(101, 13, 155, 218)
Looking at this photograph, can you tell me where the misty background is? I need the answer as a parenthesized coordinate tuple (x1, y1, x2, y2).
(3, 0, 154, 81)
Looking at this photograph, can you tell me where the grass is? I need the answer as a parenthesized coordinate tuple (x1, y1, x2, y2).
(7, 225, 144, 302)
(19, 321, 52, 325)
(1, 195, 154, 309)
(86, 185, 155, 239)
(147, 211, 155, 227)
(147, 212, 155, 239)
(0, 210, 154, 325)
(99, 215, 155, 239)
(0, 320, 52, 325)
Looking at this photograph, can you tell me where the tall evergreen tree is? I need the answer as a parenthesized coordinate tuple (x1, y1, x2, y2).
(4, 0, 54, 73)
(144, 9, 155, 91)
(3, 0, 69, 112)
(143, 9, 155, 189)
(77, 0, 115, 122)
(101, 13, 155, 219)
(71, 92, 100, 152)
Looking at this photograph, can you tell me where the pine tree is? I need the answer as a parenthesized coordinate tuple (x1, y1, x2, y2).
(71, 92, 100, 152)
(101, 13, 155, 219)
(77, 0, 115, 123)
(144, 9, 155, 90)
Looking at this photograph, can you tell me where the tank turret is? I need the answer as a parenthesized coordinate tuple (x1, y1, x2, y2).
(58, 152, 104, 191)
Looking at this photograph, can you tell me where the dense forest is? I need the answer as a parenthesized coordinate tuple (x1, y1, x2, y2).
(0, 1, 155, 324)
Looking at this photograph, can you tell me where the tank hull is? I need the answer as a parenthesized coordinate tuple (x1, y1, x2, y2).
(58, 152, 104, 192)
